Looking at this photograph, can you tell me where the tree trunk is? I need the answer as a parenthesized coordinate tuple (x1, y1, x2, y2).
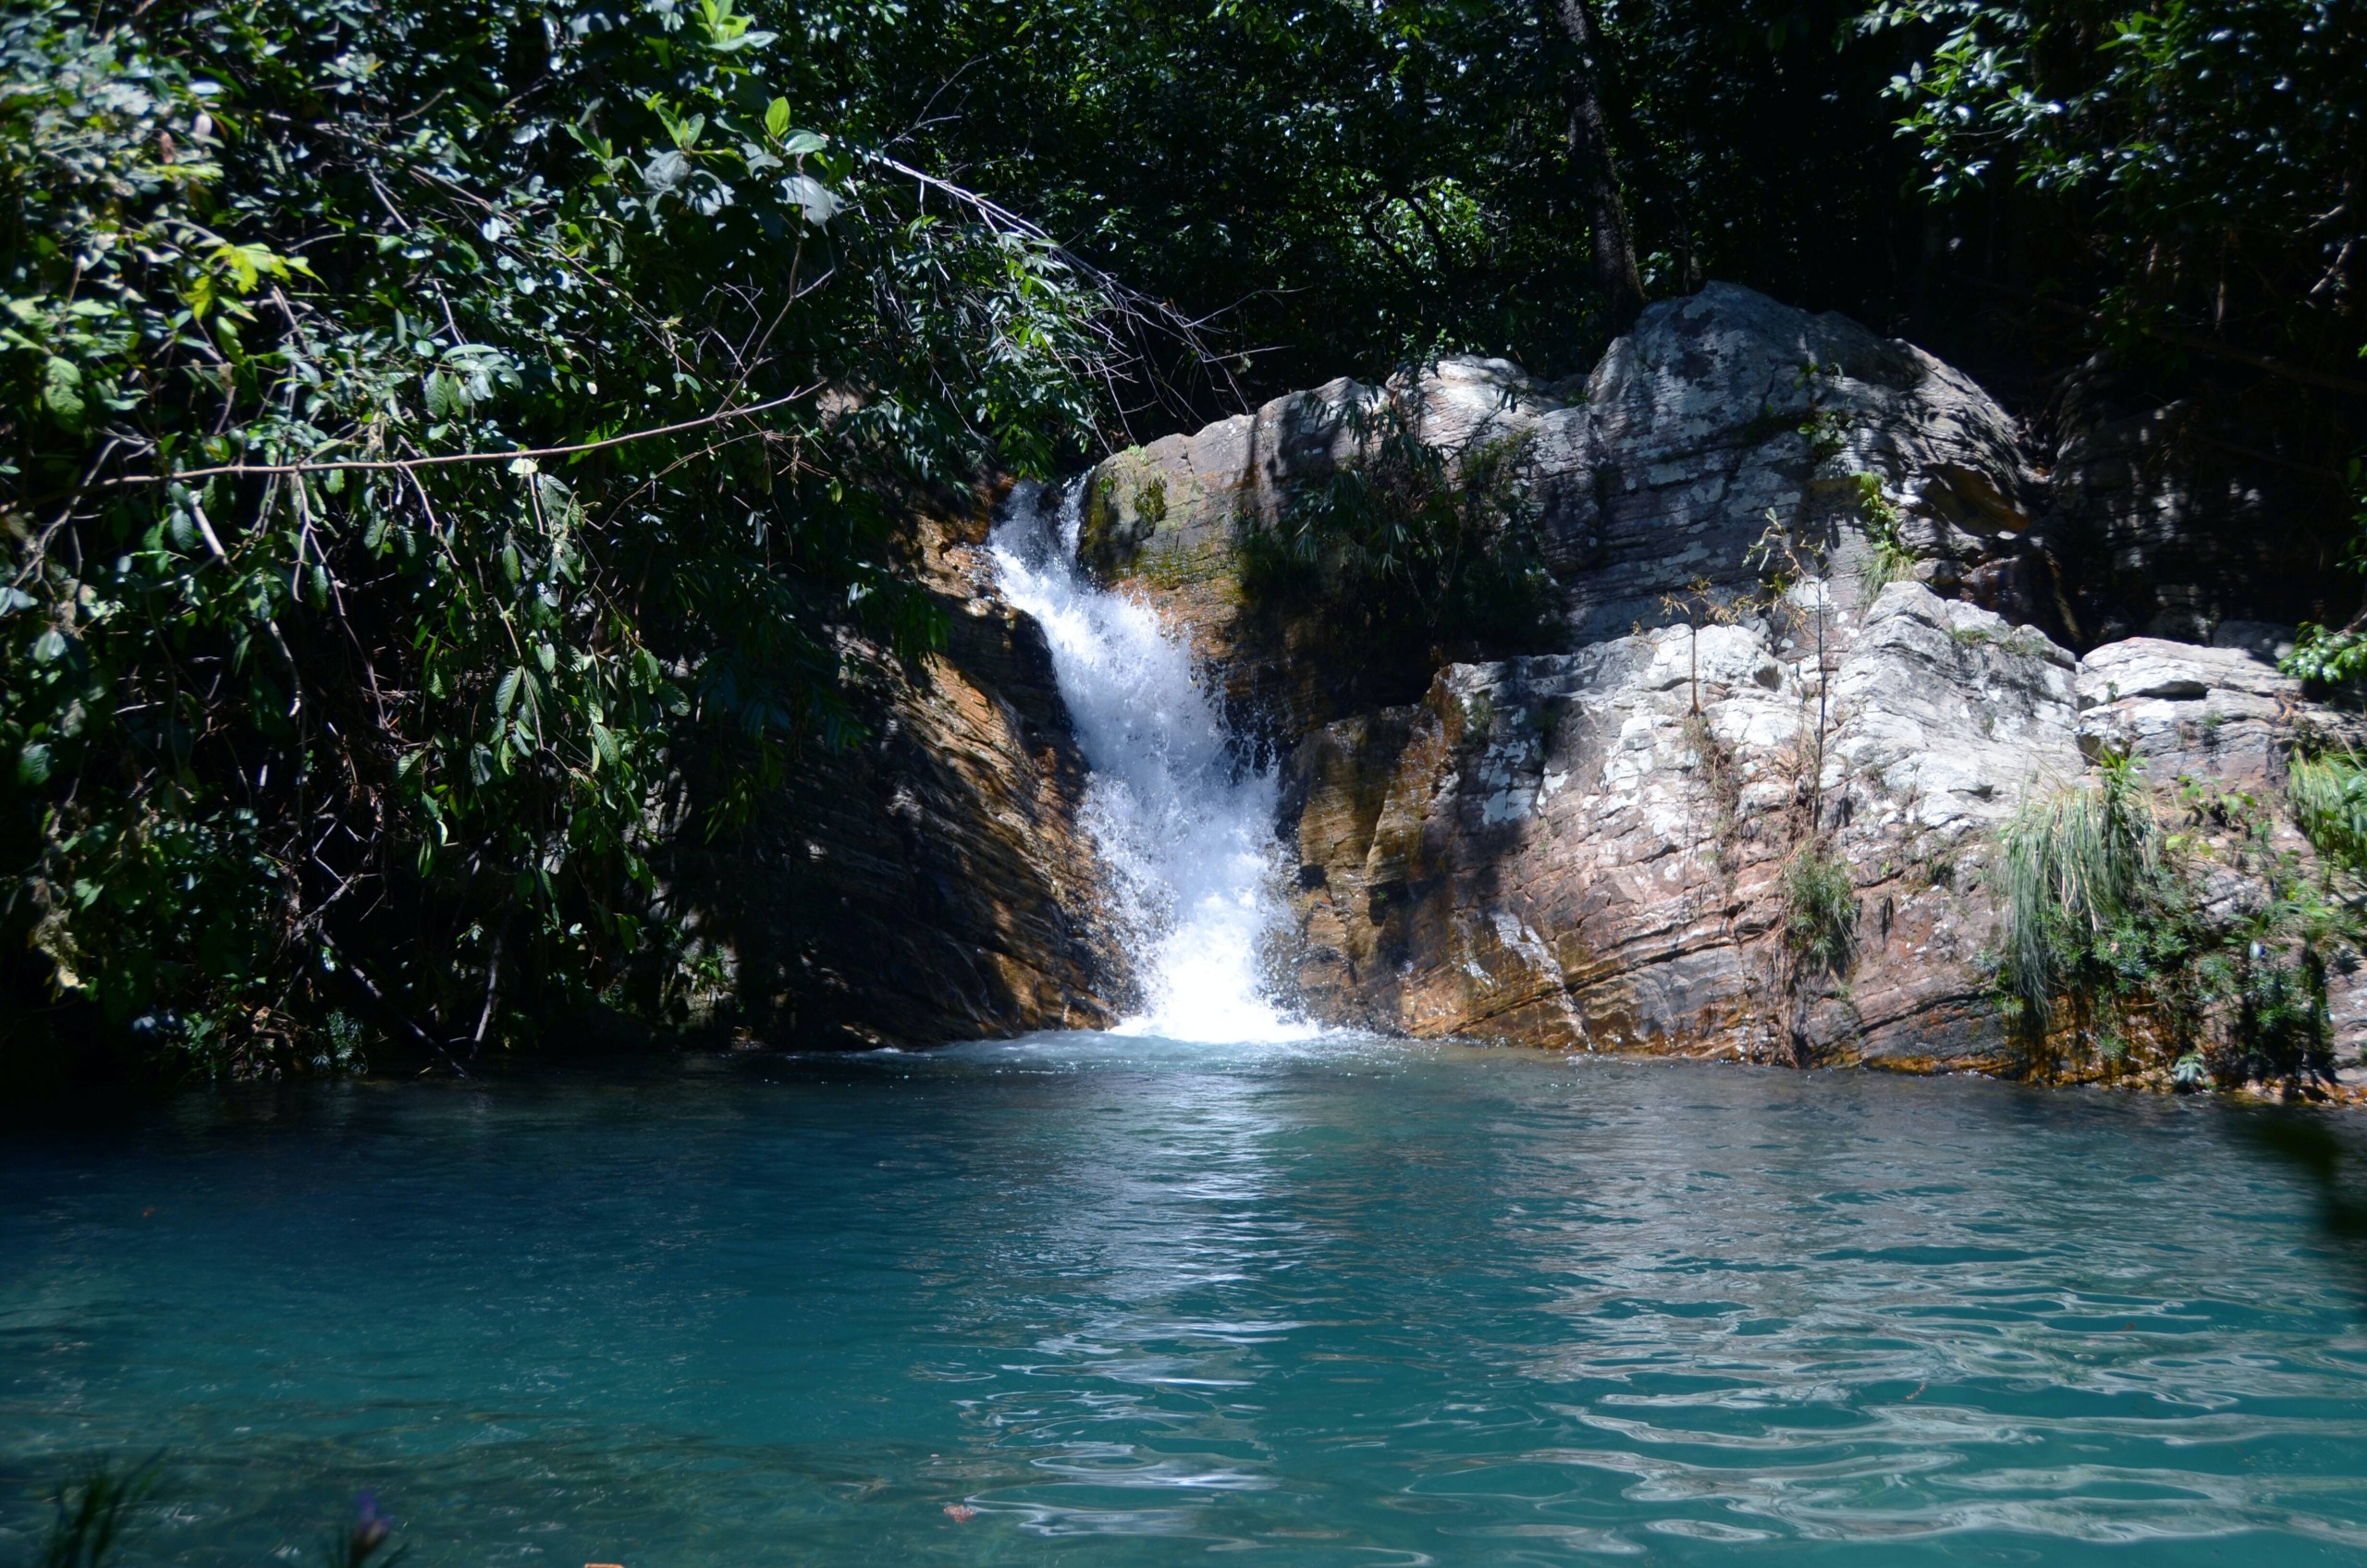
(1545, 0, 1647, 333)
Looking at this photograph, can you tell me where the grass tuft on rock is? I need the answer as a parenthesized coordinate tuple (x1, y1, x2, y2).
(1780, 839, 1858, 979)
(2288, 748, 2367, 876)
(1994, 749, 2348, 1084)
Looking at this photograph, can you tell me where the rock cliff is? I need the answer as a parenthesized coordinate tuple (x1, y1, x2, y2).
(1078, 283, 2367, 1085)
(671, 282, 2361, 1084)
(1274, 587, 2362, 1077)
(665, 515, 1130, 1047)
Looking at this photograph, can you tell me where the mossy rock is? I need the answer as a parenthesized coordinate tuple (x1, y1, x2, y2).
(1079, 450, 1170, 578)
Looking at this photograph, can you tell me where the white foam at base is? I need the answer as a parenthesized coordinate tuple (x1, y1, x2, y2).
(989, 482, 1312, 1044)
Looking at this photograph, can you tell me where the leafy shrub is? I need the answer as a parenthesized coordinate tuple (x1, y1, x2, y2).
(1235, 382, 1561, 658)
(1853, 472, 1918, 604)
(1996, 751, 2345, 1082)
(0, 0, 1111, 1076)
(2288, 748, 2367, 876)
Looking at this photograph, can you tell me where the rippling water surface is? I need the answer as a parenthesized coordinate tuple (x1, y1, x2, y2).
(6, 1038, 2367, 1566)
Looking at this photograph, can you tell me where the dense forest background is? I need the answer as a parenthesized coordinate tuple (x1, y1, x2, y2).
(3, 0, 2361, 1087)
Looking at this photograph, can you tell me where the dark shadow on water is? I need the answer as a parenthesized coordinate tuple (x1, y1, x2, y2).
(2237, 1106, 2367, 1301)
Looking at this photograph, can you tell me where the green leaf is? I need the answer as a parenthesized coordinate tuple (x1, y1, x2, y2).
(780, 130, 827, 156)
(496, 666, 523, 716)
(16, 741, 50, 786)
(765, 97, 791, 140)
(782, 174, 839, 227)
(30, 628, 67, 663)
(41, 357, 85, 429)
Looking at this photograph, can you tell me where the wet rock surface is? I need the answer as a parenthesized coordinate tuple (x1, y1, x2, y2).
(666, 519, 1128, 1047)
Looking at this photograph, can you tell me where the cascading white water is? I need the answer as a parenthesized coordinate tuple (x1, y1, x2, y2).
(990, 481, 1310, 1043)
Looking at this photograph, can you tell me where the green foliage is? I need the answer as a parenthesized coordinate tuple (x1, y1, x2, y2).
(1865, 0, 2365, 413)
(43, 1458, 157, 1568)
(1780, 839, 1858, 977)
(1998, 750, 2164, 1016)
(1996, 751, 2347, 1083)
(1853, 472, 1917, 603)
(1236, 383, 1562, 655)
(785, 0, 1932, 392)
(2281, 465, 2367, 684)
(2285, 625, 2367, 686)
(2290, 748, 2367, 876)
(1800, 406, 1851, 466)
(0, 0, 1110, 1073)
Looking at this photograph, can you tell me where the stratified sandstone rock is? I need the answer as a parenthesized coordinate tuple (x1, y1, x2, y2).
(2077, 637, 2324, 790)
(663, 519, 1129, 1047)
(1277, 582, 2080, 1068)
(1274, 579, 2367, 1074)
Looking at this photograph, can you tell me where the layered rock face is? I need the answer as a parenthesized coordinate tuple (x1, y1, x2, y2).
(1078, 282, 2364, 1076)
(665, 518, 1128, 1047)
(1277, 585, 2067, 1065)
(1085, 283, 2067, 747)
(1277, 589, 2360, 1071)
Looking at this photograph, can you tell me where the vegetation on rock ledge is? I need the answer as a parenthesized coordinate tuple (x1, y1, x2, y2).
(1996, 751, 2354, 1086)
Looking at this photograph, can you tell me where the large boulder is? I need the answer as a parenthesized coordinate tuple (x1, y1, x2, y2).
(1277, 582, 2082, 1069)
(1081, 283, 2056, 747)
(1530, 281, 2047, 642)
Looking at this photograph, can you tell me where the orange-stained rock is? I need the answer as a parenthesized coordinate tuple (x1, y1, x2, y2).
(660, 517, 1131, 1047)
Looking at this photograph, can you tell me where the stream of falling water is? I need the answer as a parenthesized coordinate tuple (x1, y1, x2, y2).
(988, 481, 1310, 1043)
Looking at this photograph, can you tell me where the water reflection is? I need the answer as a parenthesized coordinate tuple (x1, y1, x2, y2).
(4, 1046, 2367, 1565)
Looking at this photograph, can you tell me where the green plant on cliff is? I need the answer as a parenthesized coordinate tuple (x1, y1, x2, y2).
(1853, 472, 1918, 605)
(0, 0, 1114, 1082)
(1996, 751, 2344, 1083)
(1780, 839, 1858, 979)
(2290, 746, 2367, 876)
(1999, 750, 2165, 1021)
(1235, 382, 1560, 658)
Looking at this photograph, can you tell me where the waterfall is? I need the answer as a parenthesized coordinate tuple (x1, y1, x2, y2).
(989, 481, 1309, 1043)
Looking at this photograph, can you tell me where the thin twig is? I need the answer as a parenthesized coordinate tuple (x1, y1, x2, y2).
(94, 387, 818, 488)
